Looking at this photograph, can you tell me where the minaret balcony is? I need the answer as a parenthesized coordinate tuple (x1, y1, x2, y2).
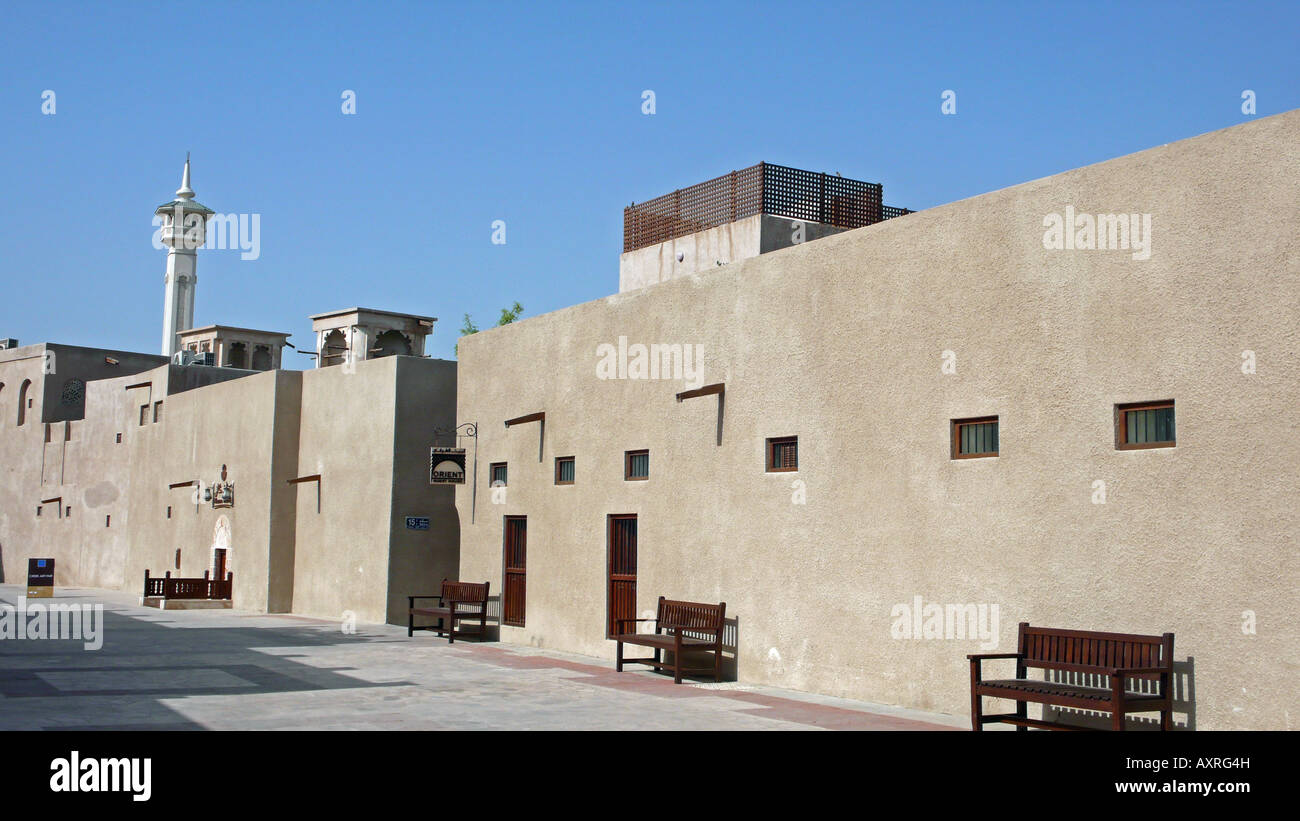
(159, 224, 207, 249)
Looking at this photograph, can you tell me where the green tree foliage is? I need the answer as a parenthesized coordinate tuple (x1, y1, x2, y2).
(497, 301, 523, 326)
(454, 302, 522, 356)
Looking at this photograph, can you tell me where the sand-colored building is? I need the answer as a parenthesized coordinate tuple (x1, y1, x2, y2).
(453, 111, 1299, 730)
(1, 114, 1295, 730)
(0, 341, 459, 625)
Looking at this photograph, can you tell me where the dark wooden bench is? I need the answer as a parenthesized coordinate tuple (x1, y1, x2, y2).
(969, 622, 1174, 731)
(408, 580, 490, 643)
(143, 569, 233, 601)
(613, 596, 726, 684)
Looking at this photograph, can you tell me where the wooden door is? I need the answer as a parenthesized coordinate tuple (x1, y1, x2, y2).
(503, 517, 527, 627)
(212, 549, 227, 580)
(607, 515, 637, 637)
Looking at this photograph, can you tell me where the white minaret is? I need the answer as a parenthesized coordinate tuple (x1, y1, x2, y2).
(157, 154, 214, 357)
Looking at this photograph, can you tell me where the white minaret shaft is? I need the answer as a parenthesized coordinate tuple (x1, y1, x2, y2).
(157, 154, 212, 357)
(161, 239, 198, 356)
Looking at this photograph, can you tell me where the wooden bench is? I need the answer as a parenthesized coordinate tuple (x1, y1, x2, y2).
(613, 596, 726, 684)
(407, 580, 490, 643)
(969, 622, 1175, 731)
(143, 569, 233, 601)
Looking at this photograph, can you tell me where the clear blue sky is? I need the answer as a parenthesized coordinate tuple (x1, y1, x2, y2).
(1, 1, 1296, 364)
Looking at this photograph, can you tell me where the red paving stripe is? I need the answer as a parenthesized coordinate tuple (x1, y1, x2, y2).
(461, 646, 721, 697)
(723, 692, 955, 731)
(456, 646, 957, 727)
(561, 672, 719, 698)
(452, 645, 610, 675)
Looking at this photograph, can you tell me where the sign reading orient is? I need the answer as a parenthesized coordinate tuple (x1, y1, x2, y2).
(429, 447, 466, 484)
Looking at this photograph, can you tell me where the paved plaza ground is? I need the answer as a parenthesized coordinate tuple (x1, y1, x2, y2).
(0, 584, 964, 731)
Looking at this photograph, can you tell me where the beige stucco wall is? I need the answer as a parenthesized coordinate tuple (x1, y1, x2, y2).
(1, 349, 459, 629)
(457, 110, 1300, 730)
(620, 214, 764, 293)
(114, 365, 285, 612)
(619, 214, 848, 293)
(1, 350, 68, 586)
(289, 358, 397, 623)
(384, 356, 460, 624)
(287, 355, 459, 625)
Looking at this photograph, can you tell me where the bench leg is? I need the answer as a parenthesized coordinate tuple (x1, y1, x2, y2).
(713, 647, 722, 682)
(616, 640, 623, 672)
(408, 611, 414, 638)
(1160, 708, 1172, 731)
(673, 636, 682, 684)
(448, 616, 456, 644)
(1015, 698, 1028, 732)
(969, 662, 983, 731)
(1111, 678, 1126, 730)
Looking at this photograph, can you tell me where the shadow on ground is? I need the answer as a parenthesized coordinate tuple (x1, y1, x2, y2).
(0, 591, 415, 730)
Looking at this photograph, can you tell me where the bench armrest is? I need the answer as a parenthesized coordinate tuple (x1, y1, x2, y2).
(408, 594, 444, 605)
(969, 653, 1021, 684)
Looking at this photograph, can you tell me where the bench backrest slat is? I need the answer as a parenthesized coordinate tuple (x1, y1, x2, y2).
(1018, 623, 1173, 679)
(656, 597, 725, 637)
(441, 579, 490, 605)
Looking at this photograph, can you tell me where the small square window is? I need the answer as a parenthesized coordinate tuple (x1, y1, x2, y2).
(65, 506, 71, 517)
(952, 416, 999, 459)
(624, 449, 649, 481)
(153, 401, 163, 423)
(115, 433, 122, 443)
(555, 456, 575, 485)
(766, 436, 798, 472)
(489, 462, 508, 487)
(1116, 400, 1175, 450)
(166, 506, 172, 519)
(36, 506, 42, 518)
(105, 515, 111, 528)
(139, 405, 149, 427)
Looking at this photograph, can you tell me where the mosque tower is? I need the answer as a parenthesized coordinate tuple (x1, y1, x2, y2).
(156, 154, 214, 356)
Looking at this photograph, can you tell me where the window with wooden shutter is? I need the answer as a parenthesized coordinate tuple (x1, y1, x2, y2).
(766, 436, 798, 472)
(624, 450, 649, 481)
(555, 456, 575, 485)
(1116, 400, 1175, 449)
(952, 416, 999, 459)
